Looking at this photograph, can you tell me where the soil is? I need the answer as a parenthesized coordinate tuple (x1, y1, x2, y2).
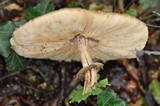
(0, 0, 159, 106)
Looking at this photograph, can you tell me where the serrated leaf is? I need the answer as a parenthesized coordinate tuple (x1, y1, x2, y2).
(25, 0, 54, 20)
(97, 78, 109, 87)
(0, 21, 16, 57)
(91, 87, 102, 95)
(149, 79, 160, 104)
(97, 90, 126, 106)
(126, 8, 137, 17)
(68, 78, 110, 103)
(68, 85, 89, 103)
(5, 52, 27, 71)
(68, 85, 102, 103)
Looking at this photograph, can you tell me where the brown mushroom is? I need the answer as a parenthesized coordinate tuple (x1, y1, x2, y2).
(10, 8, 148, 94)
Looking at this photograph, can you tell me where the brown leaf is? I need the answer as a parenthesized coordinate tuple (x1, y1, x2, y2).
(122, 59, 139, 81)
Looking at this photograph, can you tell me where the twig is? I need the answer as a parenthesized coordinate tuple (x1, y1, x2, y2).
(148, 30, 160, 44)
(66, 76, 81, 96)
(118, 0, 125, 13)
(136, 51, 154, 106)
(0, 71, 20, 82)
(112, 0, 116, 12)
(122, 60, 139, 81)
(143, 50, 160, 55)
(136, 50, 160, 63)
(152, 11, 160, 17)
(122, 60, 145, 93)
(131, 0, 135, 5)
(58, 66, 66, 105)
(137, 81, 145, 94)
(146, 24, 160, 28)
(20, 84, 40, 92)
(138, 7, 160, 18)
(137, 50, 160, 57)
(34, 68, 55, 90)
(51, 97, 59, 106)
(35, 69, 48, 82)
(51, 65, 66, 106)
(124, 3, 131, 10)
(0, 0, 11, 9)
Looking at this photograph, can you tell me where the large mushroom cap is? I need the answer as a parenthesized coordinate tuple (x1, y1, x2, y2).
(10, 8, 148, 61)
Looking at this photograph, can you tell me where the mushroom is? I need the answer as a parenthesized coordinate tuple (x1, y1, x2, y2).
(10, 8, 148, 94)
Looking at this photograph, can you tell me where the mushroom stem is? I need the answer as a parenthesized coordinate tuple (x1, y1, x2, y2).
(74, 35, 103, 95)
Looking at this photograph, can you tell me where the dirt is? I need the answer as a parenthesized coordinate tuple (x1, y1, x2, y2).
(0, 0, 159, 106)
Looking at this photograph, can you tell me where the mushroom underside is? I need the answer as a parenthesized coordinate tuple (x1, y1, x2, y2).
(71, 35, 103, 94)
(10, 8, 148, 95)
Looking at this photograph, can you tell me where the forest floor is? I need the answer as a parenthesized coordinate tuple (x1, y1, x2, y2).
(0, 0, 160, 106)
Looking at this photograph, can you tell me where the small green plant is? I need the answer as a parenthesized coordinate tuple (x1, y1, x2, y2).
(139, 0, 160, 10)
(97, 90, 126, 106)
(68, 0, 87, 9)
(0, 0, 54, 71)
(0, 21, 27, 71)
(0, 1, 128, 105)
(68, 78, 109, 103)
(0, 21, 16, 58)
(126, 8, 137, 17)
(149, 79, 160, 105)
(25, 0, 54, 20)
(68, 77, 126, 106)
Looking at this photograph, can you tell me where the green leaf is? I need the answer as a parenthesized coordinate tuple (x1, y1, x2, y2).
(97, 74, 100, 80)
(97, 78, 109, 87)
(97, 90, 126, 106)
(0, 21, 16, 57)
(113, 0, 117, 7)
(68, 85, 102, 103)
(91, 87, 102, 95)
(24, 8, 41, 20)
(68, 85, 89, 103)
(68, 1, 76, 8)
(149, 79, 160, 104)
(139, 0, 160, 10)
(68, 1, 87, 9)
(14, 19, 27, 27)
(68, 78, 110, 103)
(5, 52, 27, 71)
(126, 8, 137, 17)
(25, 0, 54, 20)
(34, 0, 54, 14)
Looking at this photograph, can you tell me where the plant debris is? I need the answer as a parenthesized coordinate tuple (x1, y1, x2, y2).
(0, 0, 159, 106)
